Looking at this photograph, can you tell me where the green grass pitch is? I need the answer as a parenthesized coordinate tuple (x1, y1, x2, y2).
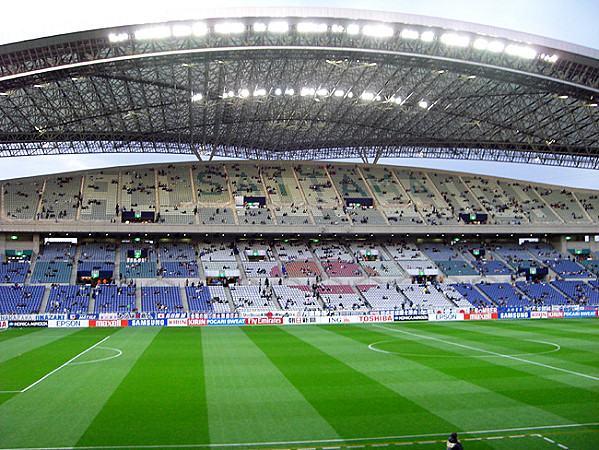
(0, 319, 598, 449)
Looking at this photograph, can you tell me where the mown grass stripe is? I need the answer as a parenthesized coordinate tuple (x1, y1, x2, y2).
(242, 325, 454, 440)
(0, 328, 110, 393)
(358, 322, 599, 427)
(76, 327, 209, 448)
(201, 326, 339, 445)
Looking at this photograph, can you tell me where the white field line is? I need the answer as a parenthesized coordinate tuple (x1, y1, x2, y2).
(375, 325, 599, 381)
(0, 422, 596, 450)
(0, 336, 110, 394)
(69, 347, 122, 366)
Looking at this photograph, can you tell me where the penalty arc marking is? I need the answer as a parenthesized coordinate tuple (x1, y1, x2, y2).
(375, 325, 599, 381)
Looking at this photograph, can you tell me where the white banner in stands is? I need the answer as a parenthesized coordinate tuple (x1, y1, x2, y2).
(48, 320, 89, 328)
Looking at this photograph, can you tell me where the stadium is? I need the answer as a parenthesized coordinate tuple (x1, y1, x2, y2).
(0, 5, 598, 449)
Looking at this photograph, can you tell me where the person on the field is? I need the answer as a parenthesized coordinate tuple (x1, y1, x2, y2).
(446, 433, 463, 450)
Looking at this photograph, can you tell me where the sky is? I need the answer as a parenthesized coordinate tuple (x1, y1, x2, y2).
(1, 0, 598, 188)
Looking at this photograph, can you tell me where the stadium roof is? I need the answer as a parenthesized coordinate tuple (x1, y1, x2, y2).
(1, 7, 598, 168)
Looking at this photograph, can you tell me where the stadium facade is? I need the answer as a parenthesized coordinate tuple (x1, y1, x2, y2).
(0, 8, 598, 320)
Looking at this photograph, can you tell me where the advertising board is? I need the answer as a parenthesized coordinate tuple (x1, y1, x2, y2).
(359, 315, 394, 323)
(206, 318, 246, 326)
(9, 320, 48, 327)
(128, 319, 166, 327)
(246, 317, 284, 325)
(48, 320, 89, 328)
(394, 314, 428, 321)
(89, 319, 128, 327)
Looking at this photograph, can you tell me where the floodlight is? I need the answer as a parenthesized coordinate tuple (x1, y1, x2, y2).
(418, 100, 429, 109)
(391, 96, 402, 104)
(135, 26, 171, 40)
(420, 31, 434, 42)
(222, 92, 229, 99)
(285, 88, 295, 96)
(191, 93, 203, 102)
(172, 24, 192, 37)
(301, 87, 315, 96)
(331, 24, 344, 33)
(401, 29, 419, 40)
(360, 91, 375, 101)
(274, 88, 282, 96)
(239, 88, 250, 98)
(487, 41, 505, 53)
(253, 22, 267, 32)
(440, 33, 470, 47)
(363, 24, 394, 38)
(505, 44, 536, 59)
(347, 92, 354, 98)
(297, 22, 327, 33)
(473, 38, 488, 50)
(346, 24, 360, 35)
(108, 32, 128, 43)
(227, 90, 234, 98)
(268, 21, 289, 33)
(254, 88, 267, 97)
(316, 88, 328, 96)
(192, 23, 208, 36)
(333, 89, 345, 97)
(214, 22, 245, 34)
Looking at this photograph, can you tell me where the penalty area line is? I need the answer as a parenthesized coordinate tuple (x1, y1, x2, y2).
(0, 335, 110, 394)
(375, 325, 599, 382)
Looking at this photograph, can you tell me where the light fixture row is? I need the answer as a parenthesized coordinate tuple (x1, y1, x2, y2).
(108, 20, 558, 64)
(191, 86, 431, 109)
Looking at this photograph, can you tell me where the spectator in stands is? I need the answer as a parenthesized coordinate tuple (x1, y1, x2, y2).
(446, 433, 463, 450)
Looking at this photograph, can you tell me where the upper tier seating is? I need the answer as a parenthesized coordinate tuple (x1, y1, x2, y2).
(120, 169, 155, 212)
(437, 284, 473, 308)
(262, 165, 304, 204)
(197, 207, 235, 225)
(272, 285, 321, 311)
(462, 176, 523, 225)
(46, 285, 90, 313)
(94, 285, 136, 313)
(4, 180, 42, 220)
(321, 261, 363, 277)
(357, 284, 407, 310)
(552, 280, 599, 305)
(243, 262, 282, 278)
(39, 176, 81, 221)
(281, 261, 321, 278)
(515, 281, 570, 306)
(275, 242, 314, 261)
(575, 192, 599, 222)
(141, 286, 183, 312)
(0, 262, 29, 284)
(0, 285, 45, 314)
(535, 186, 590, 223)
(78, 242, 117, 263)
(229, 285, 278, 314)
(398, 284, 454, 309)
(476, 282, 528, 307)
(81, 171, 119, 221)
(198, 243, 237, 262)
(194, 164, 230, 204)
(315, 284, 367, 311)
(186, 285, 229, 313)
(497, 181, 561, 223)
(361, 261, 403, 277)
(452, 283, 495, 307)
(295, 165, 339, 205)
